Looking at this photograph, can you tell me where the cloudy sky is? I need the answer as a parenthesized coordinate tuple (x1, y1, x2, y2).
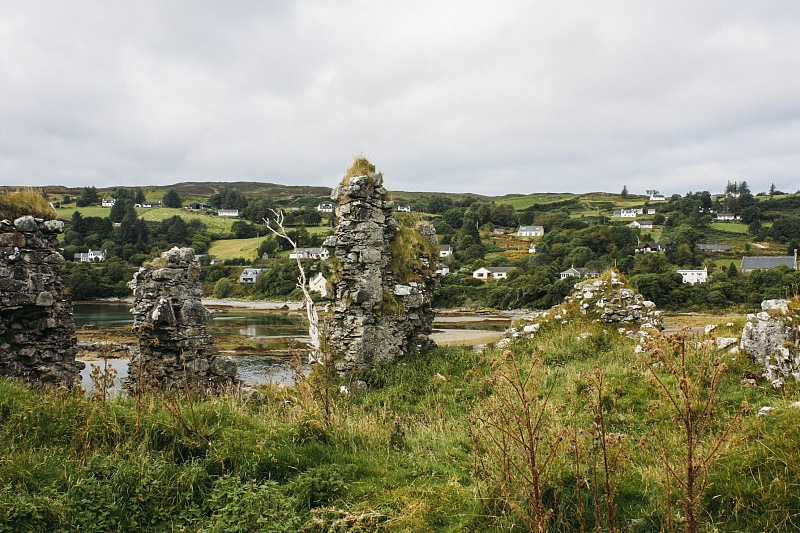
(2, 1, 799, 196)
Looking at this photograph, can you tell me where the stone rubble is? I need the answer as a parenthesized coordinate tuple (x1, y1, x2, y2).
(504, 271, 663, 344)
(127, 247, 243, 393)
(0, 216, 84, 386)
(323, 171, 438, 373)
(741, 298, 800, 381)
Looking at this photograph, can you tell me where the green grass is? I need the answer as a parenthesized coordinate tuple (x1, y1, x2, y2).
(208, 237, 262, 260)
(710, 222, 750, 234)
(1, 314, 797, 531)
(56, 206, 111, 219)
(136, 208, 237, 233)
(499, 193, 576, 210)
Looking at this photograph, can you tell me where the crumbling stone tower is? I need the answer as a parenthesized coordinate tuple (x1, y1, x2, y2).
(0, 216, 83, 386)
(127, 247, 240, 392)
(324, 160, 439, 372)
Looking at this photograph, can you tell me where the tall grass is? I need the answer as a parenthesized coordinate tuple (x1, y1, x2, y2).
(0, 188, 56, 220)
(0, 323, 797, 531)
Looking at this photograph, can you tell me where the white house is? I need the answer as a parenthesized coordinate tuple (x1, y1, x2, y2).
(397, 205, 411, 212)
(613, 209, 637, 218)
(628, 220, 654, 229)
(559, 267, 597, 280)
(316, 202, 336, 213)
(435, 264, 450, 275)
(289, 247, 330, 260)
(650, 193, 666, 201)
(218, 209, 239, 217)
(676, 267, 708, 285)
(238, 268, 266, 284)
(646, 208, 656, 215)
(101, 199, 116, 207)
(517, 226, 544, 237)
(309, 272, 328, 297)
(528, 243, 537, 254)
(73, 250, 106, 262)
(142, 201, 162, 208)
(473, 266, 514, 280)
(715, 213, 740, 221)
(635, 243, 667, 253)
(439, 245, 453, 258)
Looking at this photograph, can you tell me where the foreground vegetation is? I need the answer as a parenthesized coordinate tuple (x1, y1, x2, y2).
(2, 321, 799, 532)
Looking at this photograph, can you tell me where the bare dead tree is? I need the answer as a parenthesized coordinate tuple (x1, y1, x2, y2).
(263, 210, 322, 365)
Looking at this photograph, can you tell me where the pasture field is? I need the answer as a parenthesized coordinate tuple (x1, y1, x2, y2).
(208, 237, 261, 260)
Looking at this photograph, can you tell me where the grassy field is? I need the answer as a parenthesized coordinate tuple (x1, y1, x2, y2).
(710, 221, 750, 234)
(2, 315, 797, 531)
(499, 193, 576, 210)
(136, 208, 237, 233)
(208, 237, 261, 260)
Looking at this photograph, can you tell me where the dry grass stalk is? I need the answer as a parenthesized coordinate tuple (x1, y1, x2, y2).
(642, 328, 744, 533)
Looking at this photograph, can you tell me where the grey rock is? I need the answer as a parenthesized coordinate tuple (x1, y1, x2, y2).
(757, 406, 777, 418)
(741, 299, 800, 381)
(13, 216, 37, 232)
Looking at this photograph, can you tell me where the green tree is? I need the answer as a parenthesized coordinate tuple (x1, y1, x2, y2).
(162, 189, 182, 208)
(621, 185, 629, 198)
(232, 220, 257, 239)
(75, 186, 99, 207)
(214, 278, 234, 298)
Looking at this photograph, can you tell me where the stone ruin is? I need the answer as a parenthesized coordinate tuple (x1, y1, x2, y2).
(0, 216, 84, 386)
(323, 167, 439, 373)
(741, 299, 800, 381)
(501, 271, 663, 347)
(127, 247, 241, 392)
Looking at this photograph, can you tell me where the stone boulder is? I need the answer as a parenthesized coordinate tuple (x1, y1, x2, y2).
(741, 299, 800, 381)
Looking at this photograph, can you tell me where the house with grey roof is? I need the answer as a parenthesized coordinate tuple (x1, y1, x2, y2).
(239, 268, 266, 284)
(740, 255, 798, 273)
(517, 225, 544, 237)
(559, 267, 599, 280)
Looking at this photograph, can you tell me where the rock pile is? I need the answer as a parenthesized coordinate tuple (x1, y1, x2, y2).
(323, 169, 439, 373)
(741, 299, 800, 381)
(501, 271, 662, 346)
(0, 216, 83, 386)
(127, 247, 241, 392)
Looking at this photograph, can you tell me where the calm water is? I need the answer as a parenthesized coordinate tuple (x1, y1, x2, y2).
(74, 303, 309, 391)
(74, 302, 505, 393)
(73, 302, 307, 338)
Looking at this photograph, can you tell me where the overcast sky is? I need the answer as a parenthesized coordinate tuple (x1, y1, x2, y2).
(2, 1, 799, 196)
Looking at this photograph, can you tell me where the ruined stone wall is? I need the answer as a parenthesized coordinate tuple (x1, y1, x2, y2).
(127, 247, 240, 391)
(324, 172, 438, 373)
(0, 216, 83, 386)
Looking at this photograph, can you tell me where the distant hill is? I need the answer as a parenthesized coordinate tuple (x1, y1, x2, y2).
(4, 182, 654, 211)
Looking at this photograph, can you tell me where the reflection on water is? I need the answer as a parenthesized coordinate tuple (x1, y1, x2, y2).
(73, 303, 308, 340)
(80, 356, 309, 395)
